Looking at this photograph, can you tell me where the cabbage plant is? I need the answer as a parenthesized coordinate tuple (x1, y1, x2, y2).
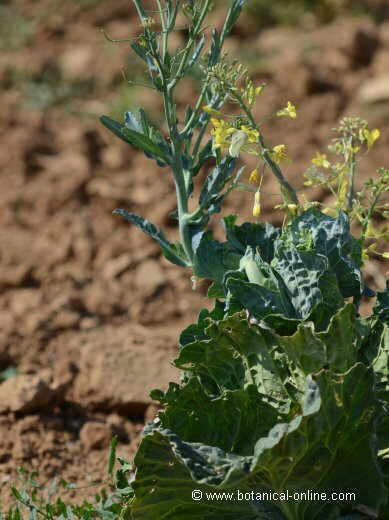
(100, 1, 389, 518)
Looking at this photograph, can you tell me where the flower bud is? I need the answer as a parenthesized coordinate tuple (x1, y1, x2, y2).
(253, 190, 261, 217)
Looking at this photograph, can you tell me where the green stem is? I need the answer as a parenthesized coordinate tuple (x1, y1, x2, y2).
(169, 0, 211, 90)
(234, 93, 299, 205)
(193, 121, 209, 160)
(347, 147, 356, 211)
(181, 77, 210, 136)
(161, 82, 194, 264)
(361, 188, 383, 245)
(156, 0, 168, 61)
(132, 0, 146, 20)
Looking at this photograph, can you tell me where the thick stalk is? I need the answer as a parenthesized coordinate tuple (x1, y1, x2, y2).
(161, 81, 194, 264)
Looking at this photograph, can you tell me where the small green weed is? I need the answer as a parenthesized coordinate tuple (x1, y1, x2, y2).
(0, 6, 35, 51)
(7, 65, 96, 112)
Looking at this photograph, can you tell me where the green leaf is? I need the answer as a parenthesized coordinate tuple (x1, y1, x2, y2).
(307, 270, 344, 332)
(192, 139, 213, 176)
(131, 429, 283, 520)
(187, 34, 205, 69)
(273, 246, 331, 319)
(226, 245, 345, 332)
(175, 313, 297, 406)
(223, 216, 279, 262)
(286, 209, 363, 298)
(374, 277, 389, 321)
(131, 364, 386, 520)
(199, 157, 235, 215)
(251, 364, 385, 519)
(159, 380, 279, 456)
(121, 127, 169, 163)
(220, 0, 246, 43)
(179, 302, 225, 348)
(100, 115, 129, 144)
(277, 304, 364, 375)
(192, 232, 240, 284)
(107, 437, 117, 476)
(113, 210, 188, 267)
(100, 115, 170, 165)
(208, 29, 221, 66)
(131, 40, 150, 63)
(226, 275, 295, 320)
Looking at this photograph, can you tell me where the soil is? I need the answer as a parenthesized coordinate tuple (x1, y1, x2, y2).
(0, 0, 388, 509)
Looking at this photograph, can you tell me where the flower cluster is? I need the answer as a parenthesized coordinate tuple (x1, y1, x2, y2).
(206, 55, 248, 98)
(277, 101, 297, 119)
(240, 77, 266, 106)
(209, 117, 259, 157)
(269, 144, 290, 165)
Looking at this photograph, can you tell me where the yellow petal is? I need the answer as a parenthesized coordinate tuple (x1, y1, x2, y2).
(364, 128, 380, 149)
(203, 105, 222, 117)
(249, 168, 260, 184)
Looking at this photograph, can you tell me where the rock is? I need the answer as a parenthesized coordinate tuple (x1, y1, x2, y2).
(0, 368, 74, 413)
(60, 45, 93, 79)
(79, 421, 112, 450)
(379, 21, 389, 47)
(79, 317, 100, 330)
(357, 75, 389, 104)
(9, 289, 42, 317)
(50, 310, 80, 330)
(0, 264, 33, 290)
(134, 259, 166, 297)
(372, 49, 389, 76)
(348, 26, 379, 69)
(0, 374, 52, 413)
(72, 323, 179, 410)
(101, 254, 131, 280)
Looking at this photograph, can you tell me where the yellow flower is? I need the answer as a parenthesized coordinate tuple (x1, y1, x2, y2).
(202, 105, 222, 117)
(239, 125, 260, 143)
(287, 203, 299, 216)
(277, 101, 297, 119)
(249, 168, 260, 184)
(269, 144, 290, 165)
(363, 128, 380, 149)
(210, 120, 260, 157)
(322, 207, 338, 217)
(382, 252, 389, 259)
(312, 152, 331, 169)
(210, 118, 235, 151)
(365, 221, 379, 239)
(241, 81, 265, 106)
(253, 189, 261, 217)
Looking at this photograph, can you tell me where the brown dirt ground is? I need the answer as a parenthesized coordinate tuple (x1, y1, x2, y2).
(0, 0, 388, 509)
